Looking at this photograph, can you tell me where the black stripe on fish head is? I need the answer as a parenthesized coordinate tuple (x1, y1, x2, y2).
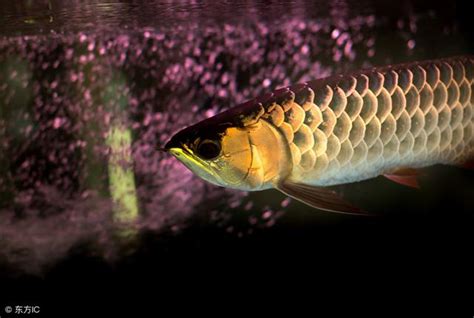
(164, 86, 297, 154)
(165, 120, 230, 152)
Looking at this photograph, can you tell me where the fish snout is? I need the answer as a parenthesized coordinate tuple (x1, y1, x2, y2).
(163, 135, 182, 152)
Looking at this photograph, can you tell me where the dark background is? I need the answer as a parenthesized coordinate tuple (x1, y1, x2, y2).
(1, 0, 473, 315)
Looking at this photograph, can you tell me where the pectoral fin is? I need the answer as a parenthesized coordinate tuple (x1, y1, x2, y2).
(383, 168, 420, 189)
(276, 180, 368, 215)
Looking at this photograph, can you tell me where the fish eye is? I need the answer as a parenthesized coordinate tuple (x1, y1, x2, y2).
(196, 139, 221, 160)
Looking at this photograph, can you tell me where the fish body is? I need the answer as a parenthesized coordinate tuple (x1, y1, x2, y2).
(165, 56, 474, 213)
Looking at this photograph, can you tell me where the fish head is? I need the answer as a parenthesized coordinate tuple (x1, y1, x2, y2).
(164, 117, 259, 190)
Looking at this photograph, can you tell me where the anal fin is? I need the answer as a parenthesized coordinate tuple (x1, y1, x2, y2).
(276, 180, 369, 216)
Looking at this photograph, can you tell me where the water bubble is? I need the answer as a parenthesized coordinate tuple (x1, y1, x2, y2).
(262, 210, 272, 220)
(52, 117, 65, 129)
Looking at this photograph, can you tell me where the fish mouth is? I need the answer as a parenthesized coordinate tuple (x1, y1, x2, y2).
(163, 135, 199, 164)
(164, 140, 225, 186)
(164, 136, 181, 151)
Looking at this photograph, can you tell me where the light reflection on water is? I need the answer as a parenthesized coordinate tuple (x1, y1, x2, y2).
(0, 0, 471, 273)
(0, 0, 377, 35)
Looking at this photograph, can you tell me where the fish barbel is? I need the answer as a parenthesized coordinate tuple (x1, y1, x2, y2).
(165, 56, 474, 214)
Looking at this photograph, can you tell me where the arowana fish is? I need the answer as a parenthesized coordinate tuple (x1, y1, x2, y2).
(164, 56, 474, 214)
